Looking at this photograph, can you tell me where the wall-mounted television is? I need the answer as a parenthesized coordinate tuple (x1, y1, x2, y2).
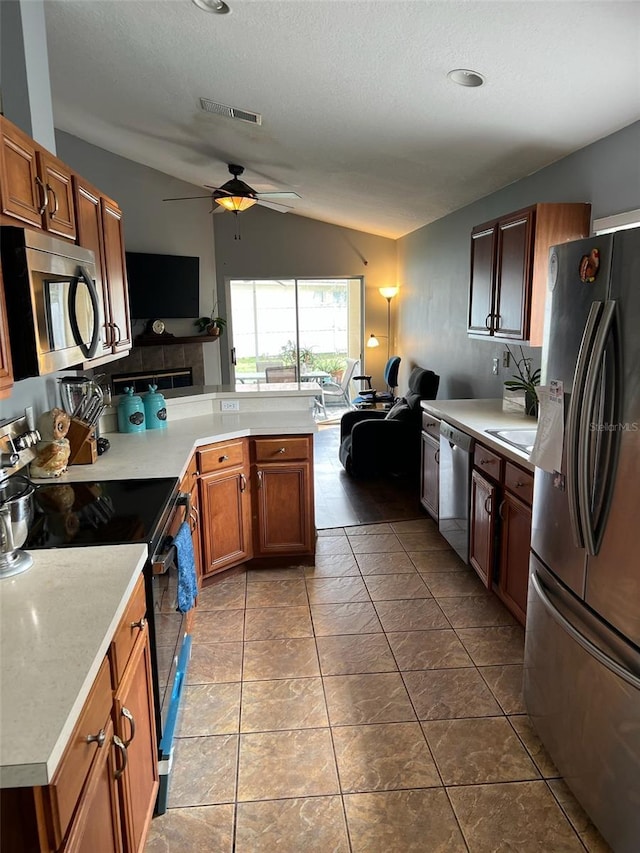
(126, 252, 200, 319)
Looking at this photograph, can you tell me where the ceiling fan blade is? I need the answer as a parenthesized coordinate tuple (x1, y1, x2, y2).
(257, 199, 291, 213)
(256, 191, 302, 200)
(163, 195, 213, 201)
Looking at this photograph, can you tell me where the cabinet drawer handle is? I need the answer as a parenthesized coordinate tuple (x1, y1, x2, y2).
(435, 449, 440, 464)
(277, 447, 286, 454)
(86, 728, 106, 748)
(130, 617, 146, 630)
(113, 735, 128, 780)
(112, 323, 122, 344)
(498, 499, 506, 521)
(239, 473, 247, 492)
(121, 707, 136, 748)
(485, 313, 493, 330)
(35, 176, 48, 215)
(515, 481, 527, 489)
(257, 470, 263, 488)
(220, 455, 229, 462)
(484, 496, 492, 514)
(46, 184, 59, 216)
(478, 458, 492, 465)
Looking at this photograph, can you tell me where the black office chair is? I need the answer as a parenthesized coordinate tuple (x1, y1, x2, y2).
(339, 366, 440, 477)
(352, 356, 401, 406)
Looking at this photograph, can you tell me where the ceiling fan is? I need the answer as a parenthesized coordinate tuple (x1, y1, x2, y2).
(163, 163, 301, 215)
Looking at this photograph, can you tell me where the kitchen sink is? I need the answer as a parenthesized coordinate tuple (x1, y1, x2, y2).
(485, 428, 537, 454)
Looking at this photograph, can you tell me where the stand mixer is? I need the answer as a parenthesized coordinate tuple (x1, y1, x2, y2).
(0, 476, 34, 578)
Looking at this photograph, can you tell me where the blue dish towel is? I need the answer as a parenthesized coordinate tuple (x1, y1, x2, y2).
(173, 521, 197, 613)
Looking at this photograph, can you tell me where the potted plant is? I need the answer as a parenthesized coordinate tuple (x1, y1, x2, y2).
(194, 305, 227, 337)
(504, 346, 541, 417)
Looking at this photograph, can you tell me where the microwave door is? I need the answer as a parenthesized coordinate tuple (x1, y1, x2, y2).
(68, 266, 101, 358)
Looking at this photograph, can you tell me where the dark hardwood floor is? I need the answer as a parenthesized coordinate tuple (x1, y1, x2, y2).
(314, 424, 425, 529)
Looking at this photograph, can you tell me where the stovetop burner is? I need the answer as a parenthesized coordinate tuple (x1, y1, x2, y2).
(25, 478, 178, 550)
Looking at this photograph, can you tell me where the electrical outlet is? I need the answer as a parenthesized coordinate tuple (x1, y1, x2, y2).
(492, 357, 499, 375)
(221, 399, 240, 412)
(502, 350, 511, 368)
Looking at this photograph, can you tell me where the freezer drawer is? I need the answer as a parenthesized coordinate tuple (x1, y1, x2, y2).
(524, 555, 640, 853)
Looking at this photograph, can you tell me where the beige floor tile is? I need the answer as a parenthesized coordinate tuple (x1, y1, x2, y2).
(242, 637, 320, 681)
(191, 609, 244, 643)
(355, 551, 417, 574)
(237, 728, 339, 800)
(409, 550, 465, 572)
(304, 553, 360, 577)
(396, 531, 450, 551)
(178, 683, 241, 736)
(144, 804, 234, 853)
(245, 579, 309, 608)
(374, 598, 449, 632)
(402, 668, 502, 720)
(235, 796, 349, 853)
(315, 536, 354, 555)
(169, 735, 238, 806)
(548, 779, 613, 853)
(438, 594, 517, 627)
(245, 566, 306, 582)
(363, 573, 431, 600)
(421, 570, 489, 598)
(187, 642, 243, 684)
(243, 605, 313, 640)
(479, 664, 526, 714)
(344, 789, 467, 853)
(390, 518, 439, 534)
(333, 722, 440, 793)
(196, 579, 247, 611)
(456, 626, 525, 665)
(387, 629, 473, 670)
(345, 522, 394, 535)
(349, 533, 404, 554)
(423, 717, 539, 785)
(508, 714, 561, 778)
(240, 677, 328, 732)
(316, 527, 346, 537)
(448, 780, 585, 852)
(311, 602, 383, 636)
(306, 576, 370, 604)
(323, 672, 416, 725)
(316, 633, 397, 675)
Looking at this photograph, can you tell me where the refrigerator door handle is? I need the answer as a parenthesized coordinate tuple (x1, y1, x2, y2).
(530, 570, 640, 691)
(578, 300, 618, 556)
(566, 301, 603, 549)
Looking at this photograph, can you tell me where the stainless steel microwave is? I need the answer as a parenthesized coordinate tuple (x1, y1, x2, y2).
(1, 228, 102, 379)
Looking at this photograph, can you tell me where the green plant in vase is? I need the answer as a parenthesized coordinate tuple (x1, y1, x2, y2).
(194, 304, 227, 337)
(504, 346, 541, 417)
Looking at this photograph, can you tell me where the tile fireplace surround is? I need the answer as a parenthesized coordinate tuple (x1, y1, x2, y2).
(99, 342, 205, 391)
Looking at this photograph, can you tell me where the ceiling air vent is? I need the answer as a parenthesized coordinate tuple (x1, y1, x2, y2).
(199, 98, 262, 125)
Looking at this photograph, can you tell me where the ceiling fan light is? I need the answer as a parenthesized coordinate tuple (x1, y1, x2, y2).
(216, 195, 257, 212)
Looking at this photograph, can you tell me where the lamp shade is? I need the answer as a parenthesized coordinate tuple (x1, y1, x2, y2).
(366, 334, 380, 348)
(379, 286, 399, 300)
(215, 195, 257, 212)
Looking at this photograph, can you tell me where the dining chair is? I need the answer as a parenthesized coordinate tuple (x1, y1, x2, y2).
(265, 366, 298, 382)
(321, 358, 360, 410)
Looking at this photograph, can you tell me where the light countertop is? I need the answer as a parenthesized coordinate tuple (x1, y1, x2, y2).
(0, 544, 147, 788)
(421, 399, 537, 471)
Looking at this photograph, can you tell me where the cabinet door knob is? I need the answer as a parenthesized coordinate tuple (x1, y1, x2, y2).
(515, 481, 526, 488)
(113, 735, 128, 780)
(220, 454, 229, 462)
(239, 473, 247, 492)
(277, 447, 286, 454)
(479, 458, 492, 465)
(130, 617, 147, 630)
(86, 728, 106, 748)
(257, 470, 263, 488)
(120, 707, 136, 748)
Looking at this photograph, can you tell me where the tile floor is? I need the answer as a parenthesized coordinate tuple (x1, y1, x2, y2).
(145, 517, 611, 852)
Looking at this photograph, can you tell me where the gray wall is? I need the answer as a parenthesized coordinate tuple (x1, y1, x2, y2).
(396, 121, 640, 399)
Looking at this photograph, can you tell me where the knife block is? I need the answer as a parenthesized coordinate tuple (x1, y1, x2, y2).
(67, 418, 98, 465)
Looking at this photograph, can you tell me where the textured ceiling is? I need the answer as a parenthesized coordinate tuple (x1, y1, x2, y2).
(44, 0, 640, 238)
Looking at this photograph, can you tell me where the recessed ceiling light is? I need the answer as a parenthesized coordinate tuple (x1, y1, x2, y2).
(192, 0, 230, 13)
(448, 69, 485, 88)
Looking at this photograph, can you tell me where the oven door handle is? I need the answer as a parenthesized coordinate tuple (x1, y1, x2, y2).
(152, 541, 177, 575)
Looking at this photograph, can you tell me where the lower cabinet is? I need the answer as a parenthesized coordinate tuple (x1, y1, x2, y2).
(469, 445, 533, 625)
(199, 466, 252, 575)
(420, 413, 440, 520)
(0, 575, 157, 853)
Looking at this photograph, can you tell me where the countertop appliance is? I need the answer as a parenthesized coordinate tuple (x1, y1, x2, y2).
(438, 421, 474, 563)
(0, 227, 102, 379)
(22, 475, 191, 815)
(524, 227, 640, 852)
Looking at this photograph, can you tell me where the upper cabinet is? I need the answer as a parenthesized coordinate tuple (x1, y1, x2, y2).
(0, 116, 76, 240)
(468, 203, 591, 345)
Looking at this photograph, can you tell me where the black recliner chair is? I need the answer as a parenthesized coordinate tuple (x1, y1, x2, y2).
(339, 366, 440, 477)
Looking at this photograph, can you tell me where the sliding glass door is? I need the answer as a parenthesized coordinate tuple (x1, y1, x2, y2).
(228, 278, 362, 386)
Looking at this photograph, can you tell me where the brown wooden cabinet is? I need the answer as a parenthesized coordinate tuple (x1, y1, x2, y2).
(420, 413, 440, 521)
(0, 116, 76, 240)
(468, 202, 591, 345)
(251, 435, 314, 557)
(180, 454, 203, 591)
(469, 469, 497, 588)
(0, 265, 13, 399)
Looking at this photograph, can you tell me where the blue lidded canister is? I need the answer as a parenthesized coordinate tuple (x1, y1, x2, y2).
(117, 387, 146, 433)
(144, 384, 168, 430)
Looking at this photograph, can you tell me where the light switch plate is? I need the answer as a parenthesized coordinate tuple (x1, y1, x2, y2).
(221, 399, 240, 412)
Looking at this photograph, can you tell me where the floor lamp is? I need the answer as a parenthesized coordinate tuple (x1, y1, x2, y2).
(367, 286, 399, 361)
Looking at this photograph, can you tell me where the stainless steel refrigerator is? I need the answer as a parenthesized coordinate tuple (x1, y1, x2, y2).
(524, 226, 640, 852)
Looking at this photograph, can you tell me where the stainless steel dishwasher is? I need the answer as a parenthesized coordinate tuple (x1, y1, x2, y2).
(438, 421, 474, 563)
